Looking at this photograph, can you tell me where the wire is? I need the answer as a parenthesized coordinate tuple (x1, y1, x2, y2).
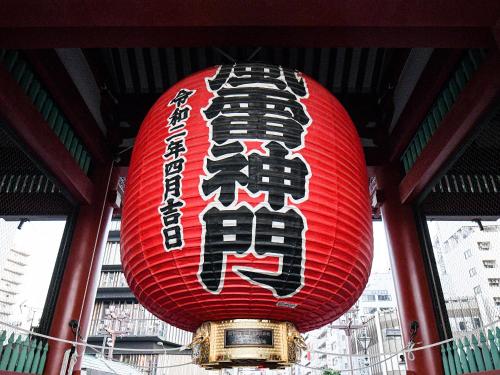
(213, 48, 236, 63)
(247, 47, 262, 62)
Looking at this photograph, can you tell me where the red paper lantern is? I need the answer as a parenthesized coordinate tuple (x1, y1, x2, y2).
(121, 64, 373, 333)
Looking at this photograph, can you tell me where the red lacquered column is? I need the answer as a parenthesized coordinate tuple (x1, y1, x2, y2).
(44, 162, 117, 375)
(376, 164, 443, 375)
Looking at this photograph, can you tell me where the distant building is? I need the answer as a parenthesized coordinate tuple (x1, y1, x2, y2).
(433, 223, 500, 333)
(299, 272, 405, 375)
(86, 218, 208, 375)
(0, 219, 30, 328)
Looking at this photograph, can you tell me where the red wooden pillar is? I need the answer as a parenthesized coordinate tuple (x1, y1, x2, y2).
(376, 164, 443, 375)
(43, 162, 118, 375)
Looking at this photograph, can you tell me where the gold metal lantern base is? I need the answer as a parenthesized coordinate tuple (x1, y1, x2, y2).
(190, 319, 305, 370)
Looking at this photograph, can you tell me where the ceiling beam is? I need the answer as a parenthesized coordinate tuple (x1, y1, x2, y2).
(399, 51, 500, 204)
(0, 63, 94, 204)
(0, 1, 499, 47)
(387, 49, 464, 162)
(23, 50, 111, 163)
(1, 27, 495, 49)
(373, 48, 412, 144)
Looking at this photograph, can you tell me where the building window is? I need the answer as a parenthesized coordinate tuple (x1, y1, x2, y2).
(477, 241, 490, 251)
(458, 321, 466, 331)
(494, 297, 500, 307)
(488, 278, 500, 287)
(464, 249, 472, 259)
(103, 242, 121, 265)
(473, 285, 481, 294)
(473, 318, 481, 328)
(362, 294, 376, 301)
(378, 295, 391, 301)
(99, 271, 129, 288)
(469, 268, 477, 277)
(483, 260, 497, 268)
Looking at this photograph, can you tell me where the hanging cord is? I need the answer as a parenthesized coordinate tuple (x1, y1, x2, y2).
(406, 320, 419, 361)
(213, 48, 236, 63)
(246, 47, 262, 62)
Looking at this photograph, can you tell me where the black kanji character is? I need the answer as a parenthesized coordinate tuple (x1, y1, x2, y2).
(204, 87, 310, 126)
(164, 138, 186, 160)
(209, 141, 244, 158)
(208, 114, 305, 149)
(207, 65, 233, 91)
(248, 142, 309, 210)
(236, 206, 304, 297)
(207, 64, 308, 97)
(166, 130, 187, 143)
(201, 151, 248, 206)
(228, 64, 286, 90)
(163, 174, 182, 200)
(282, 67, 307, 97)
(168, 107, 190, 127)
(169, 89, 195, 107)
(159, 198, 185, 249)
(164, 157, 185, 177)
(199, 205, 253, 292)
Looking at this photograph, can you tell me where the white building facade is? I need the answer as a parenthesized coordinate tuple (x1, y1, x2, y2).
(0, 218, 30, 327)
(432, 223, 500, 333)
(297, 272, 405, 375)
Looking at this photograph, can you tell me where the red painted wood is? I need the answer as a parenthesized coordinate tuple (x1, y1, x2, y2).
(388, 49, 463, 162)
(1, 27, 495, 49)
(24, 50, 110, 164)
(399, 51, 500, 204)
(43, 162, 118, 375)
(0, 63, 93, 204)
(1, 1, 499, 28)
(376, 163, 443, 375)
(0, 1, 499, 47)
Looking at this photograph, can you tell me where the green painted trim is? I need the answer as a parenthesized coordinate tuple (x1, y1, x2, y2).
(0, 49, 92, 175)
(400, 49, 488, 173)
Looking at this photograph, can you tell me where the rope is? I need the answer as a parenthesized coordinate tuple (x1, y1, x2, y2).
(1, 317, 499, 372)
(306, 317, 500, 357)
(0, 320, 189, 353)
(298, 340, 410, 374)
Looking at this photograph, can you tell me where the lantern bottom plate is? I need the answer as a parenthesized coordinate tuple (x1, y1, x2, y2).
(191, 319, 305, 370)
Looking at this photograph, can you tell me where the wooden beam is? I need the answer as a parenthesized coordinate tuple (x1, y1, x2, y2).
(399, 51, 500, 204)
(23, 49, 111, 163)
(0, 0, 499, 47)
(388, 49, 463, 161)
(374, 48, 412, 145)
(1, 27, 495, 49)
(0, 63, 94, 204)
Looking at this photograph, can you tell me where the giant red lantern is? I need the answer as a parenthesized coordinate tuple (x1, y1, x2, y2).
(121, 63, 373, 368)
